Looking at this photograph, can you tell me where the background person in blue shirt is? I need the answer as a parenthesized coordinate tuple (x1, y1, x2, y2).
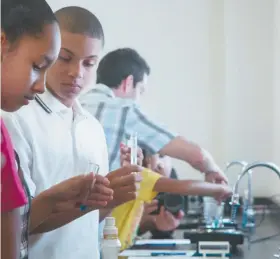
(80, 48, 228, 185)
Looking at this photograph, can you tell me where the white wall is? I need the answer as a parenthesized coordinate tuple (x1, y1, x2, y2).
(49, 0, 280, 197)
(273, 0, 280, 203)
(223, 0, 276, 195)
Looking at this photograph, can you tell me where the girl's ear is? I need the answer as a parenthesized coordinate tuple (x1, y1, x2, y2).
(1, 31, 10, 62)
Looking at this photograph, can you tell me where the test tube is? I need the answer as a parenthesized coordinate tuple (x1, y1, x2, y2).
(127, 133, 141, 244)
(129, 132, 138, 166)
(80, 161, 100, 211)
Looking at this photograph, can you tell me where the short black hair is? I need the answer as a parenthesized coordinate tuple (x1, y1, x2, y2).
(96, 48, 150, 88)
(1, 0, 57, 44)
(55, 6, 104, 46)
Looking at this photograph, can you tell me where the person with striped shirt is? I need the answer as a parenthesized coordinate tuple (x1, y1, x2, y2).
(80, 48, 228, 185)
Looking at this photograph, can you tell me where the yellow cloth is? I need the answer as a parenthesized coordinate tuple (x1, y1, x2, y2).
(111, 168, 161, 250)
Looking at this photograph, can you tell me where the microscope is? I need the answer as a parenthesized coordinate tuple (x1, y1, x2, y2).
(183, 161, 280, 251)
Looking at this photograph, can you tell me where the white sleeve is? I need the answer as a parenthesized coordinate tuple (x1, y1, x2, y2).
(2, 112, 36, 197)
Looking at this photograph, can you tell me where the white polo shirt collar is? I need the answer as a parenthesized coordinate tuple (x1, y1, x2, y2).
(34, 89, 86, 119)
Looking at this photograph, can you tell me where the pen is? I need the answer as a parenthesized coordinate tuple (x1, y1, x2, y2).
(151, 252, 186, 256)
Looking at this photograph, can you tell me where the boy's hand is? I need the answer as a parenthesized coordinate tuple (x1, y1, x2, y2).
(120, 144, 144, 166)
(155, 207, 184, 231)
(205, 170, 228, 185)
(81, 175, 114, 208)
(143, 200, 159, 215)
(46, 174, 114, 212)
(140, 201, 184, 235)
(105, 165, 143, 208)
(214, 184, 233, 203)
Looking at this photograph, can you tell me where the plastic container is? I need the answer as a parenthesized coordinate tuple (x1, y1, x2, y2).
(101, 217, 121, 259)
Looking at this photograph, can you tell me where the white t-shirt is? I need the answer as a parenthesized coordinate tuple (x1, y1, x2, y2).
(2, 90, 109, 259)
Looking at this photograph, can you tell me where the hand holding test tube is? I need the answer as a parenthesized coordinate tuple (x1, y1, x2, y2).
(120, 133, 140, 191)
(80, 161, 100, 211)
(102, 133, 142, 208)
(120, 133, 143, 166)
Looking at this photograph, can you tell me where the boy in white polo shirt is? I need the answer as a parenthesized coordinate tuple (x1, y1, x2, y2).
(3, 6, 142, 259)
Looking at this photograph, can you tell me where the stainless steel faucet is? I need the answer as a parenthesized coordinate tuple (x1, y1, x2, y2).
(232, 162, 280, 249)
(226, 160, 253, 208)
(226, 160, 248, 170)
(232, 162, 280, 210)
(233, 162, 280, 196)
(231, 161, 280, 220)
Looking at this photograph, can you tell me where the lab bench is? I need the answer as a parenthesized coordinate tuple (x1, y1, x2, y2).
(175, 213, 280, 258)
(123, 213, 280, 258)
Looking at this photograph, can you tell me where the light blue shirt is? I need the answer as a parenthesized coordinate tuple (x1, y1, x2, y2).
(79, 84, 177, 171)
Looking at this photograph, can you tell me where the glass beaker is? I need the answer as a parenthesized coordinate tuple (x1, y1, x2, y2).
(203, 196, 224, 228)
